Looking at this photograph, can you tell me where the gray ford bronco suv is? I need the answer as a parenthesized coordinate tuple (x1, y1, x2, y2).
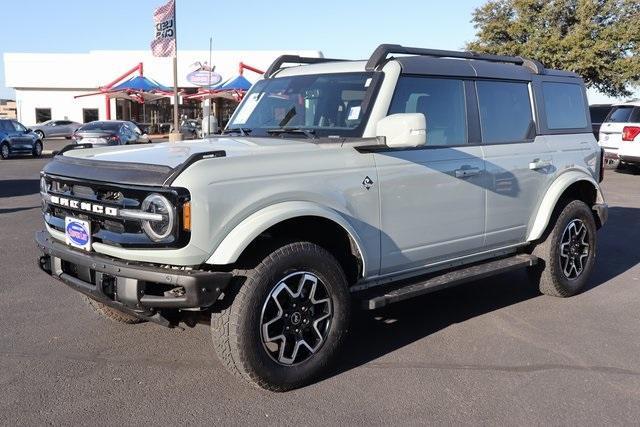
(36, 44, 607, 391)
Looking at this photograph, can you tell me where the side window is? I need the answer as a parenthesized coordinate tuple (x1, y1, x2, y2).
(630, 107, 640, 123)
(11, 121, 27, 132)
(542, 82, 588, 130)
(388, 76, 467, 146)
(476, 81, 534, 144)
(0, 121, 11, 132)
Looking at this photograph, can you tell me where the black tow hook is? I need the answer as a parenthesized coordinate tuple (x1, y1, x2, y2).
(38, 255, 52, 274)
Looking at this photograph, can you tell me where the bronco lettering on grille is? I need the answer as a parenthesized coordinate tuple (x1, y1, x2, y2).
(49, 195, 119, 217)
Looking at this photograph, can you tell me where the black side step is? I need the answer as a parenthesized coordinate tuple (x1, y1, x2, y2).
(357, 254, 538, 310)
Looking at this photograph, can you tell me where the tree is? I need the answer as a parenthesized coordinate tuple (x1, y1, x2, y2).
(467, 0, 640, 97)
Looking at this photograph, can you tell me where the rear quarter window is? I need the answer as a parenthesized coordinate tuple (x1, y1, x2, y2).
(542, 82, 588, 130)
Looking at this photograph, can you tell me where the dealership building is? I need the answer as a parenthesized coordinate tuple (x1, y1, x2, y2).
(3, 49, 322, 128)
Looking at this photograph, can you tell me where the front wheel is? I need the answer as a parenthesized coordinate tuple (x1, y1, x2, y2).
(211, 242, 350, 391)
(35, 130, 45, 140)
(32, 141, 43, 157)
(0, 143, 9, 159)
(530, 200, 597, 297)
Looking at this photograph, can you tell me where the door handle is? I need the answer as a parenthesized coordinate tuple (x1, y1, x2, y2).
(455, 167, 481, 178)
(529, 159, 552, 170)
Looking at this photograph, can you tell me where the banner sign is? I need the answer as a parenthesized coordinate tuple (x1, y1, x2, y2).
(151, 0, 176, 57)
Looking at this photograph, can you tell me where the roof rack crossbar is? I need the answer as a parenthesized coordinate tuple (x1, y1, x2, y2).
(365, 44, 544, 74)
(264, 55, 347, 78)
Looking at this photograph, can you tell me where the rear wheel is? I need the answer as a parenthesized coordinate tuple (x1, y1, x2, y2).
(86, 297, 145, 324)
(211, 241, 350, 391)
(32, 141, 42, 157)
(530, 200, 597, 297)
(0, 143, 9, 159)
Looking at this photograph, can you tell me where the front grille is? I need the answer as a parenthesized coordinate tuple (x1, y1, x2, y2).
(42, 174, 190, 249)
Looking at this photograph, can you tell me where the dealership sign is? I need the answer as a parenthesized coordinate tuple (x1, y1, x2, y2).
(187, 69, 223, 87)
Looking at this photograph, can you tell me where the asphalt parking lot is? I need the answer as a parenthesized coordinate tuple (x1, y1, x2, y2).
(1, 148, 639, 425)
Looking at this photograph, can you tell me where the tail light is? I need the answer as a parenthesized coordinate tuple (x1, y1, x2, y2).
(622, 126, 640, 141)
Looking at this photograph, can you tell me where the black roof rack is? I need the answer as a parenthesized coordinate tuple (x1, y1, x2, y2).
(365, 44, 545, 74)
(264, 55, 347, 78)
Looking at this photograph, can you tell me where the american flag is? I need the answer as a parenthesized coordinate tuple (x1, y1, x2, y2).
(151, 0, 176, 57)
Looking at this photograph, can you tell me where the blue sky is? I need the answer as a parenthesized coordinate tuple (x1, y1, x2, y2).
(0, 0, 628, 102)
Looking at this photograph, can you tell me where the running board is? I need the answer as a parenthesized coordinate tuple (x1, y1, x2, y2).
(357, 254, 538, 310)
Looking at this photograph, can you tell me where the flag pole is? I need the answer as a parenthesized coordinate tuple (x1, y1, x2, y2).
(171, 0, 180, 140)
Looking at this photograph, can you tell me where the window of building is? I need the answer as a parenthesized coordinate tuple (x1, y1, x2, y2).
(388, 77, 467, 146)
(35, 108, 52, 124)
(542, 82, 588, 130)
(83, 109, 99, 123)
(477, 81, 534, 144)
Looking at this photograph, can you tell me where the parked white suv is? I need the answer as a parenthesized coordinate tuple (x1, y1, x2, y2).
(599, 100, 640, 169)
(36, 44, 607, 391)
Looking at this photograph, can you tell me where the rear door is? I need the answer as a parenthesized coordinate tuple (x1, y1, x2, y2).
(56, 120, 72, 136)
(374, 76, 487, 275)
(479, 80, 553, 247)
(599, 106, 640, 152)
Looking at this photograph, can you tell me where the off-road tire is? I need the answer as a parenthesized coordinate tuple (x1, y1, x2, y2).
(211, 241, 350, 392)
(86, 297, 145, 324)
(530, 200, 597, 297)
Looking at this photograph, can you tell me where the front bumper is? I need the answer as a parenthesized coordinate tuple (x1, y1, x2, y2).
(36, 230, 232, 318)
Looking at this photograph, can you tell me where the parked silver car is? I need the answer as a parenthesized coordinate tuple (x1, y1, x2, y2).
(30, 120, 81, 139)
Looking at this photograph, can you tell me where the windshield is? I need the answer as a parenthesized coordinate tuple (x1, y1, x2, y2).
(228, 72, 377, 137)
(79, 122, 121, 132)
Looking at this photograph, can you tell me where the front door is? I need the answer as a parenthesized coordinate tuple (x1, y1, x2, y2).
(375, 76, 486, 276)
(10, 121, 33, 146)
(375, 147, 486, 275)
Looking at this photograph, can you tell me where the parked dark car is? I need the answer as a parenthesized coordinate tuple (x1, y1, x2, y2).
(589, 104, 612, 139)
(180, 119, 201, 139)
(0, 118, 43, 159)
(73, 121, 151, 146)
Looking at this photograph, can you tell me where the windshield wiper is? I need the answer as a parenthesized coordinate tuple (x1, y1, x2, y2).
(223, 127, 252, 136)
(266, 128, 316, 139)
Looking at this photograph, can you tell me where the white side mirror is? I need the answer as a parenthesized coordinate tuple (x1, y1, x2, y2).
(376, 113, 427, 148)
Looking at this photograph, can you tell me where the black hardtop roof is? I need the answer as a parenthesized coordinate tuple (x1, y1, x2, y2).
(395, 55, 579, 81)
(265, 43, 581, 81)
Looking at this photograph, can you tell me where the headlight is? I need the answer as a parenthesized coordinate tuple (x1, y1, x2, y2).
(40, 177, 49, 194)
(141, 194, 175, 241)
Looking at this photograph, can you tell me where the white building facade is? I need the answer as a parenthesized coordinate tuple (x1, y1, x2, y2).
(3, 49, 322, 126)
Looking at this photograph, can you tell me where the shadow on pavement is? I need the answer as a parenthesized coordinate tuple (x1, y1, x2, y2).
(0, 206, 40, 214)
(0, 179, 40, 198)
(586, 206, 640, 290)
(324, 205, 640, 382)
